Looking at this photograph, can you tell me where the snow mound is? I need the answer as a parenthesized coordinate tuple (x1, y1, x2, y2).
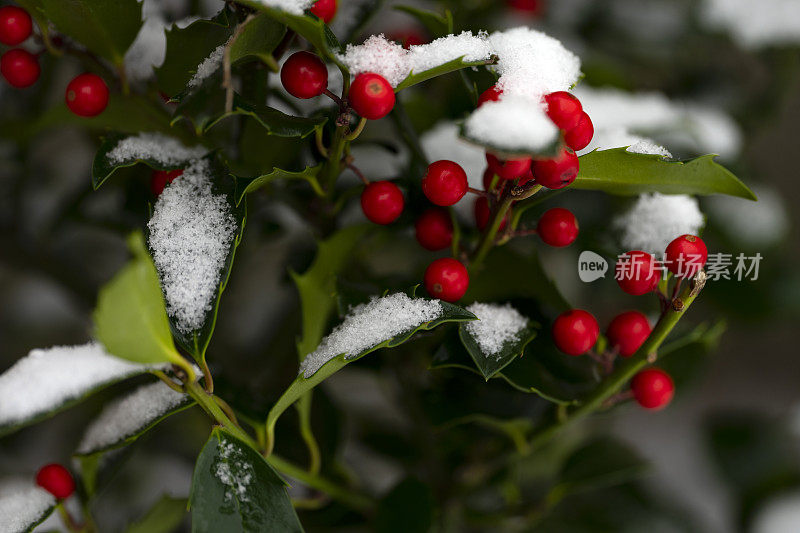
(0, 480, 55, 533)
(106, 133, 207, 167)
(613, 193, 705, 254)
(465, 303, 528, 357)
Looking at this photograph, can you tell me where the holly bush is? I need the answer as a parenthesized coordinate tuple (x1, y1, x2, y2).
(0, 0, 795, 531)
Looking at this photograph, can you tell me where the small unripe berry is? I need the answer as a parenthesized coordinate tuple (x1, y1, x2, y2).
(664, 234, 708, 278)
(280, 51, 328, 99)
(424, 257, 469, 302)
(537, 207, 579, 247)
(421, 160, 468, 206)
(552, 309, 599, 356)
(631, 368, 674, 410)
(1, 48, 39, 88)
(474, 196, 509, 231)
(0, 6, 33, 46)
(150, 169, 184, 197)
(361, 181, 404, 225)
(349, 72, 395, 120)
(310, 0, 337, 23)
(485, 153, 532, 181)
(478, 84, 503, 107)
(531, 147, 579, 189)
(544, 91, 582, 131)
(606, 311, 651, 357)
(615, 250, 661, 296)
(35, 464, 75, 500)
(415, 207, 453, 251)
(65, 73, 109, 117)
(565, 111, 594, 151)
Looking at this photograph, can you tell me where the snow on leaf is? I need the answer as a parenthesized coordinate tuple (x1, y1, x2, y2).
(0, 479, 56, 533)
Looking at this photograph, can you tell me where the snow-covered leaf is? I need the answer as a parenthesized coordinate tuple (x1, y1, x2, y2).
(459, 303, 539, 380)
(0, 343, 167, 437)
(0, 479, 56, 533)
(40, 0, 143, 66)
(75, 381, 194, 456)
(189, 428, 303, 533)
(574, 148, 756, 200)
(234, 165, 324, 205)
(94, 233, 184, 366)
(126, 495, 187, 533)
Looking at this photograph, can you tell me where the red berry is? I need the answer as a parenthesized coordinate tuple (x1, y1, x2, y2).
(361, 181, 404, 225)
(422, 160, 468, 206)
(537, 207, 579, 247)
(486, 153, 532, 181)
(478, 84, 503, 107)
(35, 464, 75, 500)
(631, 368, 674, 410)
(0, 48, 39, 88)
(349, 72, 395, 120)
(552, 309, 599, 356)
(387, 29, 427, 49)
(150, 169, 184, 197)
(415, 207, 453, 251)
(531, 147, 579, 189)
(424, 257, 469, 302)
(606, 311, 651, 357)
(0, 6, 32, 46)
(474, 196, 508, 232)
(65, 73, 109, 117)
(280, 51, 328, 99)
(565, 111, 594, 151)
(615, 250, 661, 296)
(544, 91, 583, 130)
(310, 0, 337, 23)
(508, 0, 544, 15)
(664, 234, 708, 278)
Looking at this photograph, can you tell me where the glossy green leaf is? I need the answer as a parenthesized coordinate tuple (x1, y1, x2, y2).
(396, 55, 497, 92)
(40, 0, 142, 65)
(393, 5, 453, 37)
(230, 13, 286, 70)
(375, 478, 434, 533)
(91, 132, 208, 190)
(574, 148, 756, 200)
(557, 437, 649, 494)
(155, 11, 234, 96)
(94, 233, 183, 366)
(458, 319, 538, 380)
(127, 495, 188, 533)
(234, 165, 324, 205)
(189, 428, 303, 533)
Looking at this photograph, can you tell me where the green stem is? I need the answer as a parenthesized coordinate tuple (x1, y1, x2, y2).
(296, 394, 322, 475)
(509, 189, 565, 231)
(471, 196, 514, 268)
(525, 272, 708, 452)
(344, 117, 367, 141)
(323, 126, 347, 196)
(184, 380, 256, 449)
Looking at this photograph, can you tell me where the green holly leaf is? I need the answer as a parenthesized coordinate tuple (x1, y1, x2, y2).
(393, 5, 453, 37)
(395, 55, 498, 92)
(126, 495, 188, 533)
(556, 437, 649, 495)
(458, 315, 539, 380)
(574, 148, 757, 200)
(189, 428, 303, 533)
(234, 165, 324, 205)
(94, 233, 183, 366)
(229, 13, 286, 70)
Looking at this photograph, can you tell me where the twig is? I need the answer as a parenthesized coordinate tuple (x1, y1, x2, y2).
(346, 162, 370, 186)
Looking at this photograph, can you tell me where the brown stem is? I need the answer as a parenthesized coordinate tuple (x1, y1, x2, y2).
(346, 162, 370, 186)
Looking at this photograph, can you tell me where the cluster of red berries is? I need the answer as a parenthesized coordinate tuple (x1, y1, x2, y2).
(0, 5, 109, 116)
(616, 234, 709, 296)
(35, 463, 75, 500)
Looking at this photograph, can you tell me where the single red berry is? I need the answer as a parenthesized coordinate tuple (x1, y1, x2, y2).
(349, 72, 395, 120)
(422, 160, 468, 206)
(424, 257, 469, 302)
(531, 147, 579, 189)
(65, 73, 109, 117)
(361, 181, 404, 225)
(664, 234, 708, 278)
(415, 207, 453, 251)
(0, 48, 39, 88)
(35, 464, 75, 500)
(486, 153, 532, 181)
(552, 309, 599, 356)
(537, 207, 579, 247)
(606, 311, 652, 357)
(310, 0, 337, 23)
(565, 111, 594, 151)
(507, 0, 545, 16)
(474, 196, 509, 231)
(478, 84, 503, 107)
(280, 51, 328, 99)
(616, 250, 661, 296)
(150, 169, 184, 197)
(0, 6, 33, 46)
(544, 91, 583, 131)
(631, 368, 674, 410)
